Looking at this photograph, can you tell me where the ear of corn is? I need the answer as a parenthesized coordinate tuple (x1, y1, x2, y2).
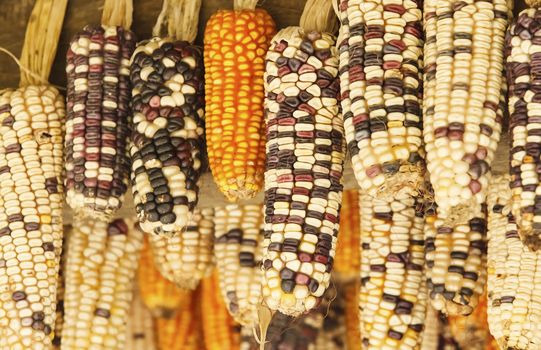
(359, 191, 427, 349)
(0, 85, 65, 349)
(200, 271, 241, 350)
(148, 207, 214, 290)
(204, 7, 276, 202)
(137, 236, 191, 318)
(422, 0, 509, 222)
(52, 225, 70, 349)
(62, 218, 143, 350)
(343, 281, 361, 349)
(334, 189, 361, 282)
(64, 25, 135, 221)
(214, 204, 264, 326)
(262, 26, 345, 317)
(124, 285, 157, 350)
(130, 37, 205, 237)
(487, 174, 541, 349)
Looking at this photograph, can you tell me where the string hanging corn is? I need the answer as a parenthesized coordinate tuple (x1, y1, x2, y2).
(261, 0, 345, 317)
(124, 286, 157, 350)
(62, 218, 143, 350)
(358, 190, 427, 349)
(137, 236, 190, 318)
(148, 207, 214, 289)
(487, 174, 541, 349)
(422, 0, 509, 223)
(334, 189, 361, 282)
(214, 204, 264, 326)
(204, 0, 276, 202)
(337, 0, 424, 199)
(200, 271, 241, 350)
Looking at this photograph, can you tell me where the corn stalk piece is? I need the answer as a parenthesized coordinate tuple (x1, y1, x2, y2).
(124, 286, 157, 350)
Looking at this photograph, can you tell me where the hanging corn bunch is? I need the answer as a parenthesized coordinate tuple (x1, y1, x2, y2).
(130, 0, 205, 237)
(337, 0, 424, 199)
(0, 0, 67, 348)
(62, 218, 143, 350)
(214, 204, 264, 327)
(334, 189, 361, 282)
(124, 286, 157, 350)
(204, 0, 276, 202)
(487, 175, 541, 349)
(422, 0, 509, 223)
(64, 0, 135, 221)
(148, 207, 214, 289)
(358, 190, 427, 349)
(261, 0, 345, 318)
(138, 236, 191, 318)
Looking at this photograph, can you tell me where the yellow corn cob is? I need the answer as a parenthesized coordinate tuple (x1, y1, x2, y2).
(124, 286, 157, 350)
(62, 218, 143, 350)
(156, 288, 203, 350)
(204, 1, 276, 201)
(334, 189, 361, 281)
(137, 236, 190, 318)
(343, 281, 361, 349)
(359, 190, 427, 349)
(200, 271, 241, 350)
(487, 174, 541, 349)
(52, 225, 70, 349)
(214, 204, 264, 326)
(422, 0, 509, 223)
(148, 207, 214, 290)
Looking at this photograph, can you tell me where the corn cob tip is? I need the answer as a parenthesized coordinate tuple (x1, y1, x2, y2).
(376, 168, 425, 201)
(520, 228, 541, 252)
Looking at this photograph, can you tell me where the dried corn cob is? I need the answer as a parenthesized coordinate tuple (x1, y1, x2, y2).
(359, 190, 427, 349)
(156, 288, 202, 350)
(200, 271, 241, 350)
(262, 25, 345, 316)
(334, 189, 361, 281)
(343, 281, 361, 349)
(487, 174, 541, 349)
(52, 226, 70, 349)
(64, 25, 135, 220)
(422, 0, 509, 222)
(214, 204, 264, 326)
(124, 286, 157, 350)
(506, 8, 541, 251)
(62, 218, 143, 350)
(138, 236, 190, 318)
(130, 37, 205, 236)
(204, 0, 276, 201)
(337, 0, 424, 199)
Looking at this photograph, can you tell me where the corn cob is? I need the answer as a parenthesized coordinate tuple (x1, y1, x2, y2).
(343, 281, 361, 349)
(422, 0, 509, 222)
(130, 37, 205, 236)
(506, 8, 541, 251)
(337, 0, 424, 199)
(156, 288, 203, 350)
(137, 236, 190, 318)
(148, 207, 214, 289)
(124, 286, 157, 350)
(200, 271, 241, 350)
(52, 226, 70, 349)
(214, 204, 264, 326)
(64, 25, 135, 220)
(262, 24, 345, 316)
(204, 1, 276, 201)
(420, 305, 440, 350)
(62, 218, 143, 350)
(487, 174, 541, 349)
(334, 189, 361, 281)
(359, 190, 427, 349)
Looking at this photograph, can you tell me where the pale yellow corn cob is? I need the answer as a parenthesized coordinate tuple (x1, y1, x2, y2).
(124, 286, 157, 350)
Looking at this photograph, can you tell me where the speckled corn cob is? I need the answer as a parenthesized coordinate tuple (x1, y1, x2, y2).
(343, 281, 361, 349)
(64, 25, 135, 220)
(262, 27, 345, 317)
(359, 191, 426, 349)
(204, 7, 276, 201)
(214, 204, 264, 326)
(124, 286, 157, 350)
(334, 189, 361, 281)
(506, 9, 541, 251)
(422, 0, 509, 222)
(337, 0, 424, 198)
(130, 38, 205, 236)
(424, 192, 487, 315)
(0, 85, 65, 349)
(138, 236, 190, 318)
(62, 218, 143, 350)
(156, 288, 202, 350)
(200, 271, 241, 350)
(487, 175, 541, 349)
